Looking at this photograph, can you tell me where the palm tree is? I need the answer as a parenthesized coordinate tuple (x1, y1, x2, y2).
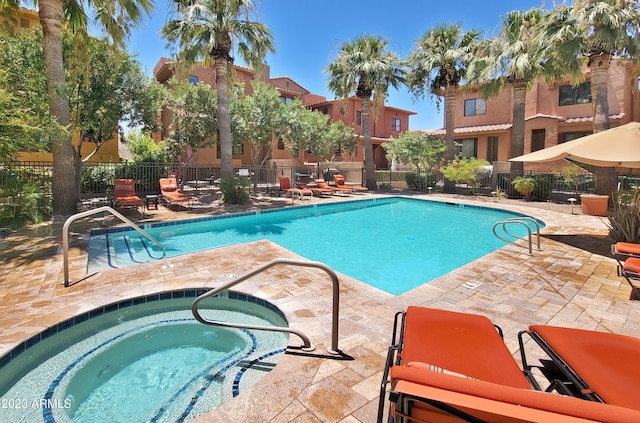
(1, 0, 154, 215)
(406, 24, 482, 165)
(469, 8, 545, 176)
(162, 0, 275, 179)
(540, 0, 640, 196)
(325, 34, 405, 191)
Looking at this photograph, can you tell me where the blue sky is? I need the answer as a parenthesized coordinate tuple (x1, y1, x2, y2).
(128, 0, 550, 131)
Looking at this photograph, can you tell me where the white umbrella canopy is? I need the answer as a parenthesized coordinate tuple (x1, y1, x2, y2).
(509, 121, 640, 168)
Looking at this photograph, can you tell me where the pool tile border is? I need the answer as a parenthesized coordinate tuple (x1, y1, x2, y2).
(0, 289, 286, 373)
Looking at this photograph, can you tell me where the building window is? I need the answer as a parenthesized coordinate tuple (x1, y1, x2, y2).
(277, 138, 285, 150)
(560, 132, 591, 143)
(487, 136, 498, 162)
(20, 19, 29, 28)
(322, 107, 329, 115)
(559, 82, 591, 106)
(392, 118, 401, 131)
(217, 142, 244, 156)
(188, 75, 198, 85)
(455, 138, 477, 158)
(339, 107, 345, 114)
(531, 129, 546, 152)
(464, 98, 486, 116)
(280, 96, 293, 104)
(356, 111, 362, 125)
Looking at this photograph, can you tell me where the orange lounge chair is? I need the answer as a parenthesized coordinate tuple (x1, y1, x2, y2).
(333, 174, 368, 193)
(114, 179, 144, 212)
(378, 306, 532, 422)
(519, 325, 640, 411)
(159, 178, 193, 209)
(314, 178, 354, 195)
(278, 176, 312, 200)
(610, 242, 640, 300)
(388, 365, 640, 423)
(294, 181, 332, 197)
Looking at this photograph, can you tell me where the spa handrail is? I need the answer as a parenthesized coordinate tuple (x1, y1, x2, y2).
(492, 217, 541, 255)
(62, 206, 165, 287)
(192, 258, 341, 355)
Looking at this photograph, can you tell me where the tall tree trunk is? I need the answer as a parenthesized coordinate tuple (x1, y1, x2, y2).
(361, 96, 377, 190)
(510, 80, 527, 176)
(443, 85, 457, 163)
(39, 0, 78, 215)
(215, 56, 234, 178)
(443, 85, 457, 192)
(590, 54, 617, 197)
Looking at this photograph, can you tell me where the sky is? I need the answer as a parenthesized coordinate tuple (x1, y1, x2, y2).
(128, 0, 552, 131)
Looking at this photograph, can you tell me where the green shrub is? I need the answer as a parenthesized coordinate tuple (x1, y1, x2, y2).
(531, 175, 552, 202)
(512, 176, 536, 201)
(0, 178, 51, 226)
(219, 176, 250, 205)
(379, 182, 392, 190)
(607, 190, 640, 242)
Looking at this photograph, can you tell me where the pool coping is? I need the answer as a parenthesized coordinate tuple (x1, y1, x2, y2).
(2, 193, 639, 422)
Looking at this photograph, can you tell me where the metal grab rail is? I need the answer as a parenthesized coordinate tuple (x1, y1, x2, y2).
(192, 258, 341, 355)
(62, 206, 166, 287)
(492, 217, 541, 255)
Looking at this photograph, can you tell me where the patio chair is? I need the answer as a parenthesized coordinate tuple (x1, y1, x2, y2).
(294, 181, 332, 197)
(518, 325, 640, 412)
(611, 242, 640, 300)
(314, 178, 354, 195)
(278, 176, 312, 201)
(386, 365, 640, 423)
(377, 306, 532, 422)
(333, 174, 368, 193)
(113, 179, 144, 213)
(159, 178, 193, 209)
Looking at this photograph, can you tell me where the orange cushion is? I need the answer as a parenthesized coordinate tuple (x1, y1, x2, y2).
(623, 257, 640, 274)
(401, 306, 530, 389)
(390, 367, 640, 423)
(529, 325, 640, 410)
(615, 242, 640, 256)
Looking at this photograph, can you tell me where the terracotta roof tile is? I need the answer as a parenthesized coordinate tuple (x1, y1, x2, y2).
(428, 123, 512, 135)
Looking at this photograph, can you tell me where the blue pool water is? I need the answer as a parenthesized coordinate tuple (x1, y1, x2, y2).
(0, 291, 289, 423)
(91, 197, 543, 295)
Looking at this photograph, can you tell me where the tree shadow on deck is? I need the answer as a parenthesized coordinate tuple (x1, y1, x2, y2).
(542, 234, 613, 258)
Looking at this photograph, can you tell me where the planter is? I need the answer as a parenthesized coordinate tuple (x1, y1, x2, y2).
(580, 194, 609, 216)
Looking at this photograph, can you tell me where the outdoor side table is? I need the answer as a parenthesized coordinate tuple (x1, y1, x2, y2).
(145, 194, 159, 210)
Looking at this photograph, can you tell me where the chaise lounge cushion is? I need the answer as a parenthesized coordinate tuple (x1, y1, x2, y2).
(390, 366, 640, 423)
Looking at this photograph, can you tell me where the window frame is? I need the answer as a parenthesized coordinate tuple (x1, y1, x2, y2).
(464, 98, 487, 116)
(531, 129, 546, 152)
(392, 117, 401, 132)
(559, 82, 591, 106)
(455, 138, 478, 158)
(487, 136, 498, 162)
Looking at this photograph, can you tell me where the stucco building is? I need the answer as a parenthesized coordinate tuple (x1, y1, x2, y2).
(430, 60, 640, 173)
(152, 58, 416, 171)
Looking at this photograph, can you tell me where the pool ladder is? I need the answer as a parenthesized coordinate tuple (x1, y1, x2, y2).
(492, 217, 541, 255)
(62, 206, 165, 286)
(192, 258, 342, 355)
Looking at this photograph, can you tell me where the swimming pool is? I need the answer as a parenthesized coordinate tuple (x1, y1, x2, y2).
(89, 197, 543, 295)
(0, 290, 289, 423)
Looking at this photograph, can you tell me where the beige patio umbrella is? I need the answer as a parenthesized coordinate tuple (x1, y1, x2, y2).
(509, 121, 640, 168)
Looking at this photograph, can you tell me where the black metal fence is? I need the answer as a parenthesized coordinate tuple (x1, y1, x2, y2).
(0, 160, 609, 203)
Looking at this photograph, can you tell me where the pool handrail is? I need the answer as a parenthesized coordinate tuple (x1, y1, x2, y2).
(192, 258, 341, 355)
(62, 206, 166, 287)
(492, 217, 541, 255)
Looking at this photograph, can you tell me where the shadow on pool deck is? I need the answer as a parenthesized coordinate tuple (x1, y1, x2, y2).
(542, 234, 613, 257)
